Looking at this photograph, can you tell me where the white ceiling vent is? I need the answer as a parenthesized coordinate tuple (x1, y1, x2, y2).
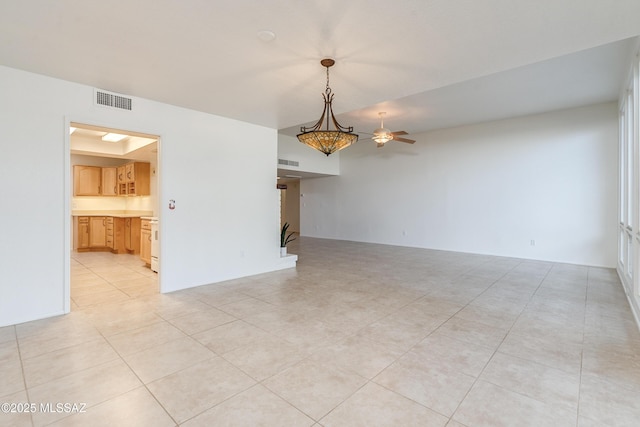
(94, 89, 132, 111)
(278, 158, 299, 167)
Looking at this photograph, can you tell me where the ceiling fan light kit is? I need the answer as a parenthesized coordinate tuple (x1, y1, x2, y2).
(372, 112, 394, 145)
(371, 112, 416, 148)
(297, 58, 359, 156)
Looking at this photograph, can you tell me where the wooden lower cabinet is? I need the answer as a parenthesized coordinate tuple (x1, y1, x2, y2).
(75, 217, 90, 249)
(106, 217, 114, 249)
(89, 217, 107, 247)
(74, 216, 142, 254)
(124, 218, 141, 252)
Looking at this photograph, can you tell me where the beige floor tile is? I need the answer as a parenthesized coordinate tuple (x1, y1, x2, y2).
(168, 308, 236, 335)
(107, 321, 187, 356)
(70, 282, 116, 297)
(140, 294, 214, 320)
(193, 320, 274, 355)
(354, 317, 432, 353)
(480, 352, 580, 409)
(218, 297, 278, 319)
(28, 359, 141, 426)
(498, 331, 583, 375)
(453, 303, 520, 329)
(320, 382, 448, 427)
(123, 336, 215, 384)
(222, 334, 307, 381)
(453, 380, 577, 427)
(72, 288, 131, 308)
(412, 332, 495, 377)
(581, 342, 640, 394)
(147, 356, 255, 423)
(84, 309, 165, 337)
(308, 334, 405, 379)
(47, 387, 175, 427)
(509, 314, 584, 346)
(578, 374, 640, 427)
(17, 323, 103, 360)
(22, 338, 120, 388)
(263, 359, 367, 421)
(181, 384, 313, 427)
(0, 325, 16, 344)
(374, 349, 476, 416)
(436, 317, 509, 350)
(0, 390, 32, 427)
(4, 240, 632, 426)
(0, 341, 24, 398)
(191, 288, 252, 307)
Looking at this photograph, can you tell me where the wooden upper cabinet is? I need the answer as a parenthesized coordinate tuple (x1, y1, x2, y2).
(75, 162, 150, 197)
(120, 162, 151, 196)
(73, 166, 102, 196)
(101, 167, 118, 196)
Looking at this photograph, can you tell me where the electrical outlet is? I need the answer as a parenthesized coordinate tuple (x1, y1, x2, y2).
(530, 240, 536, 246)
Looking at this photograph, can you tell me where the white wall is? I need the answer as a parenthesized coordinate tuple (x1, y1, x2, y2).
(301, 103, 618, 267)
(0, 65, 286, 327)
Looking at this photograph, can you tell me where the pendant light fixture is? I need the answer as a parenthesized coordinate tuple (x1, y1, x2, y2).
(297, 58, 359, 156)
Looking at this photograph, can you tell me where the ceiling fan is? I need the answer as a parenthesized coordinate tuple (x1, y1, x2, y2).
(372, 112, 415, 147)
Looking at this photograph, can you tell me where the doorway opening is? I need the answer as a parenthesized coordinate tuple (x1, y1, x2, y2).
(69, 122, 160, 310)
(279, 179, 300, 234)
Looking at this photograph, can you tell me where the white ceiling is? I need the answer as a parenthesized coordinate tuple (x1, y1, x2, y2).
(70, 123, 157, 162)
(1, 0, 639, 138)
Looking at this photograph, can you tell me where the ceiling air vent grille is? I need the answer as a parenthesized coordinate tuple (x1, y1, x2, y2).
(95, 89, 132, 111)
(278, 158, 299, 167)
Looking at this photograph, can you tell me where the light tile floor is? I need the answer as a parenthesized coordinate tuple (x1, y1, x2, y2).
(2, 238, 640, 426)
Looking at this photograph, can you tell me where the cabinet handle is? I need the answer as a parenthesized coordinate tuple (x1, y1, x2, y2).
(114, 186, 117, 194)
(127, 171, 132, 179)
(148, 234, 152, 241)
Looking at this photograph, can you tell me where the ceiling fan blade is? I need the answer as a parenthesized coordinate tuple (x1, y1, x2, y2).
(393, 136, 415, 144)
(391, 131, 408, 136)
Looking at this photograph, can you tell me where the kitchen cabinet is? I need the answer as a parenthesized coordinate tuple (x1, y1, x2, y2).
(73, 166, 101, 196)
(101, 167, 118, 196)
(118, 162, 151, 196)
(74, 215, 144, 253)
(106, 217, 114, 249)
(75, 217, 90, 249)
(125, 217, 141, 253)
(89, 217, 107, 247)
(140, 219, 152, 265)
(74, 162, 150, 197)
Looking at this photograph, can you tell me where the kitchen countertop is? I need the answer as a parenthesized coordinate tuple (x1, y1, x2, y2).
(72, 210, 154, 218)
